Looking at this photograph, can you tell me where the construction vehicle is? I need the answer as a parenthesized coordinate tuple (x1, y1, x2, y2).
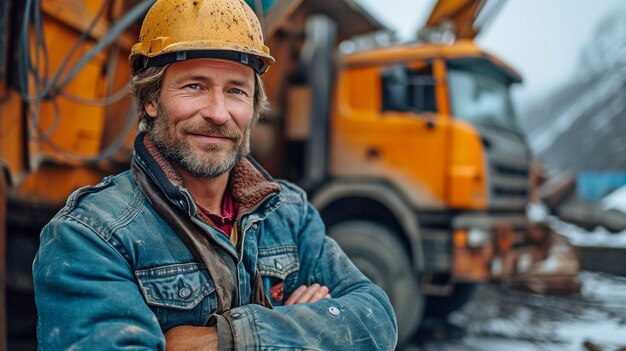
(0, 0, 550, 347)
(252, 0, 551, 344)
(0, 1, 146, 348)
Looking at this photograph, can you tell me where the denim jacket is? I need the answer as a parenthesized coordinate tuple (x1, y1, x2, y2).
(33, 135, 397, 350)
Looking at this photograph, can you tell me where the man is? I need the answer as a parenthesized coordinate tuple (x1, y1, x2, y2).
(32, 0, 397, 349)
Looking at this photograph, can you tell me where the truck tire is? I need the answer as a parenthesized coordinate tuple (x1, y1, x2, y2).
(424, 283, 476, 318)
(329, 220, 423, 345)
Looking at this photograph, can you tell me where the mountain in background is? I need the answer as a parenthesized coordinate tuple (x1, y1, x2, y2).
(520, 8, 626, 171)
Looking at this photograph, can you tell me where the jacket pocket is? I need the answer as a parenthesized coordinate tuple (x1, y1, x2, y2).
(135, 262, 215, 310)
(257, 245, 300, 280)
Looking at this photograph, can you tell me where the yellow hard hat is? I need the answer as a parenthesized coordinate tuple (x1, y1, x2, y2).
(130, 0, 275, 75)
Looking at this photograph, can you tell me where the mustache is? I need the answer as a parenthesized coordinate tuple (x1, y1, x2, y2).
(182, 121, 243, 139)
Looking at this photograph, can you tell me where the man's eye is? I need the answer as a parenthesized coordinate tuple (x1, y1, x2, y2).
(186, 83, 201, 90)
(229, 88, 246, 95)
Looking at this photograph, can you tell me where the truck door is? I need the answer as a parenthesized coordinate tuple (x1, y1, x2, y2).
(331, 60, 450, 210)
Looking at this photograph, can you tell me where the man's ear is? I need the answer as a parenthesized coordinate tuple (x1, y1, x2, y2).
(145, 100, 158, 118)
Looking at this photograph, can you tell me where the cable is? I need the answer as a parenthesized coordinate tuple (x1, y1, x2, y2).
(61, 84, 130, 106)
(39, 99, 138, 165)
(29, 98, 61, 141)
(18, 0, 49, 141)
(22, 0, 149, 102)
(56, 0, 155, 90)
(33, 0, 49, 93)
(0, 0, 9, 84)
(42, 0, 110, 100)
(18, 0, 34, 102)
(17, 0, 154, 165)
(59, 42, 130, 107)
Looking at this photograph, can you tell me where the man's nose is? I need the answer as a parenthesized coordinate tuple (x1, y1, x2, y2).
(200, 90, 230, 125)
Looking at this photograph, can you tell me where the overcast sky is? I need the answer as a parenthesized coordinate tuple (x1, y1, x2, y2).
(355, 0, 626, 108)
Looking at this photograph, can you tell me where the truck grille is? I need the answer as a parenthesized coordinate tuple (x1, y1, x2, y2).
(481, 127, 531, 211)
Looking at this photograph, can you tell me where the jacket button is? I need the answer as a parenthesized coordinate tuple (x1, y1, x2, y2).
(178, 286, 192, 299)
(230, 312, 241, 319)
(251, 223, 258, 230)
(328, 307, 340, 316)
(275, 261, 283, 271)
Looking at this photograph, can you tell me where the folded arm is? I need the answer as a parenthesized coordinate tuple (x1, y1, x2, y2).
(166, 200, 397, 350)
(213, 199, 398, 350)
(164, 284, 331, 350)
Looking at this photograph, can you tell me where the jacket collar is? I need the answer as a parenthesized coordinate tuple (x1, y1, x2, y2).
(132, 132, 280, 216)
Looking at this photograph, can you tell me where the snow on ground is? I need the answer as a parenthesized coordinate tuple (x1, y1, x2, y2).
(549, 186, 626, 248)
(404, 190, 626, 350)
(411, 272, 626, 351)
(550, 216, 626, 248)
(602, 184, 626, 213)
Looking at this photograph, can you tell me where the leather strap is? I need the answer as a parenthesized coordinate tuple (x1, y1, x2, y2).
(132, 160, 245, 313)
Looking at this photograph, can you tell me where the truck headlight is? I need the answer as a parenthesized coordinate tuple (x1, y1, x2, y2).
(467, 227, 490, 248)
(527, 202, 549, 223)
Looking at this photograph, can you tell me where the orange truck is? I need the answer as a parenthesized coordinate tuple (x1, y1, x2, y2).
(0, 1, 142, 347)
(0, 0, 550, 347)
(253, 0, 550, 344)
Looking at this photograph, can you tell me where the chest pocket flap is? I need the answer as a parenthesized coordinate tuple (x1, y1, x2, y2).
(135, 263, 215, 310)
(257, 246, 300, 280)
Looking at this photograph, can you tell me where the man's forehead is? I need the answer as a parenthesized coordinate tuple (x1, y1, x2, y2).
(168, 58, 255, 81)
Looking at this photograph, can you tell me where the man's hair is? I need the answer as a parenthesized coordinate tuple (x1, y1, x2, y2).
(130, 64, 270, 133)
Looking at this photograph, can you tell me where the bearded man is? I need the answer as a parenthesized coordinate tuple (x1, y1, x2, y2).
(33, 0, 397, 349)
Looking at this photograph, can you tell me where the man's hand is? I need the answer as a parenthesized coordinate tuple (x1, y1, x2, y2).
(164, 285, 329, 350)
(164, 325, 218, 351)
(284, 284, 331, 305)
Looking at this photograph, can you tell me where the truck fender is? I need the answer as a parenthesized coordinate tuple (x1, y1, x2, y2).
(311, 181, 424, 272)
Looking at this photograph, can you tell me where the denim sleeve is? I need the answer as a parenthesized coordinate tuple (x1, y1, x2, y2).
(215, 200, 398, 350)
(33, 216, 165, 351)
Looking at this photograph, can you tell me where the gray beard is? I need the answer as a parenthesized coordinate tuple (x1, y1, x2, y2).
(148, 108, 250, 179)
(155, 137, 245, 179)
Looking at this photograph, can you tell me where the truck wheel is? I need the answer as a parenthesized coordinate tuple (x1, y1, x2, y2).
(329, 220, 423, 345)
(424, 283, 476, 318)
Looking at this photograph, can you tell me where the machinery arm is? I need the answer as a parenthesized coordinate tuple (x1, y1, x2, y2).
(421, 0, 506, 42)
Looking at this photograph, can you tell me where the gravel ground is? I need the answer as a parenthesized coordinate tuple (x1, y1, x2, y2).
(405, 271, 626, 351)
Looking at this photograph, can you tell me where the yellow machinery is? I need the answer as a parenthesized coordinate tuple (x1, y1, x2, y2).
(0, 1, 144, 347)
(0, 0, 550, 347)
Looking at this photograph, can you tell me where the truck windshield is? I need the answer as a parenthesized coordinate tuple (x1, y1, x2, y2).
(447, 64, 518, 132)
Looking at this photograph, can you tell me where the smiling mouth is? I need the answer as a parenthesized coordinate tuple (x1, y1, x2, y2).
(188, 132, 233, 144)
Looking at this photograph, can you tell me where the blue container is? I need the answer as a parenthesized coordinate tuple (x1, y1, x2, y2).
(577, 171, 626, 201)
(245, 0, 277, 13)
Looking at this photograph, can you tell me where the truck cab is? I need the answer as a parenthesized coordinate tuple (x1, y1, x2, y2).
(302, 40, 548, 343)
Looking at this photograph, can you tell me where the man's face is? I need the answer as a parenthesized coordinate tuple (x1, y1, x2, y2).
(145, 59, 255, 179)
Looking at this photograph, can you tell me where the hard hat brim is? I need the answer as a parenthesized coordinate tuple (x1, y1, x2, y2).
(131, 49, 274, 75)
